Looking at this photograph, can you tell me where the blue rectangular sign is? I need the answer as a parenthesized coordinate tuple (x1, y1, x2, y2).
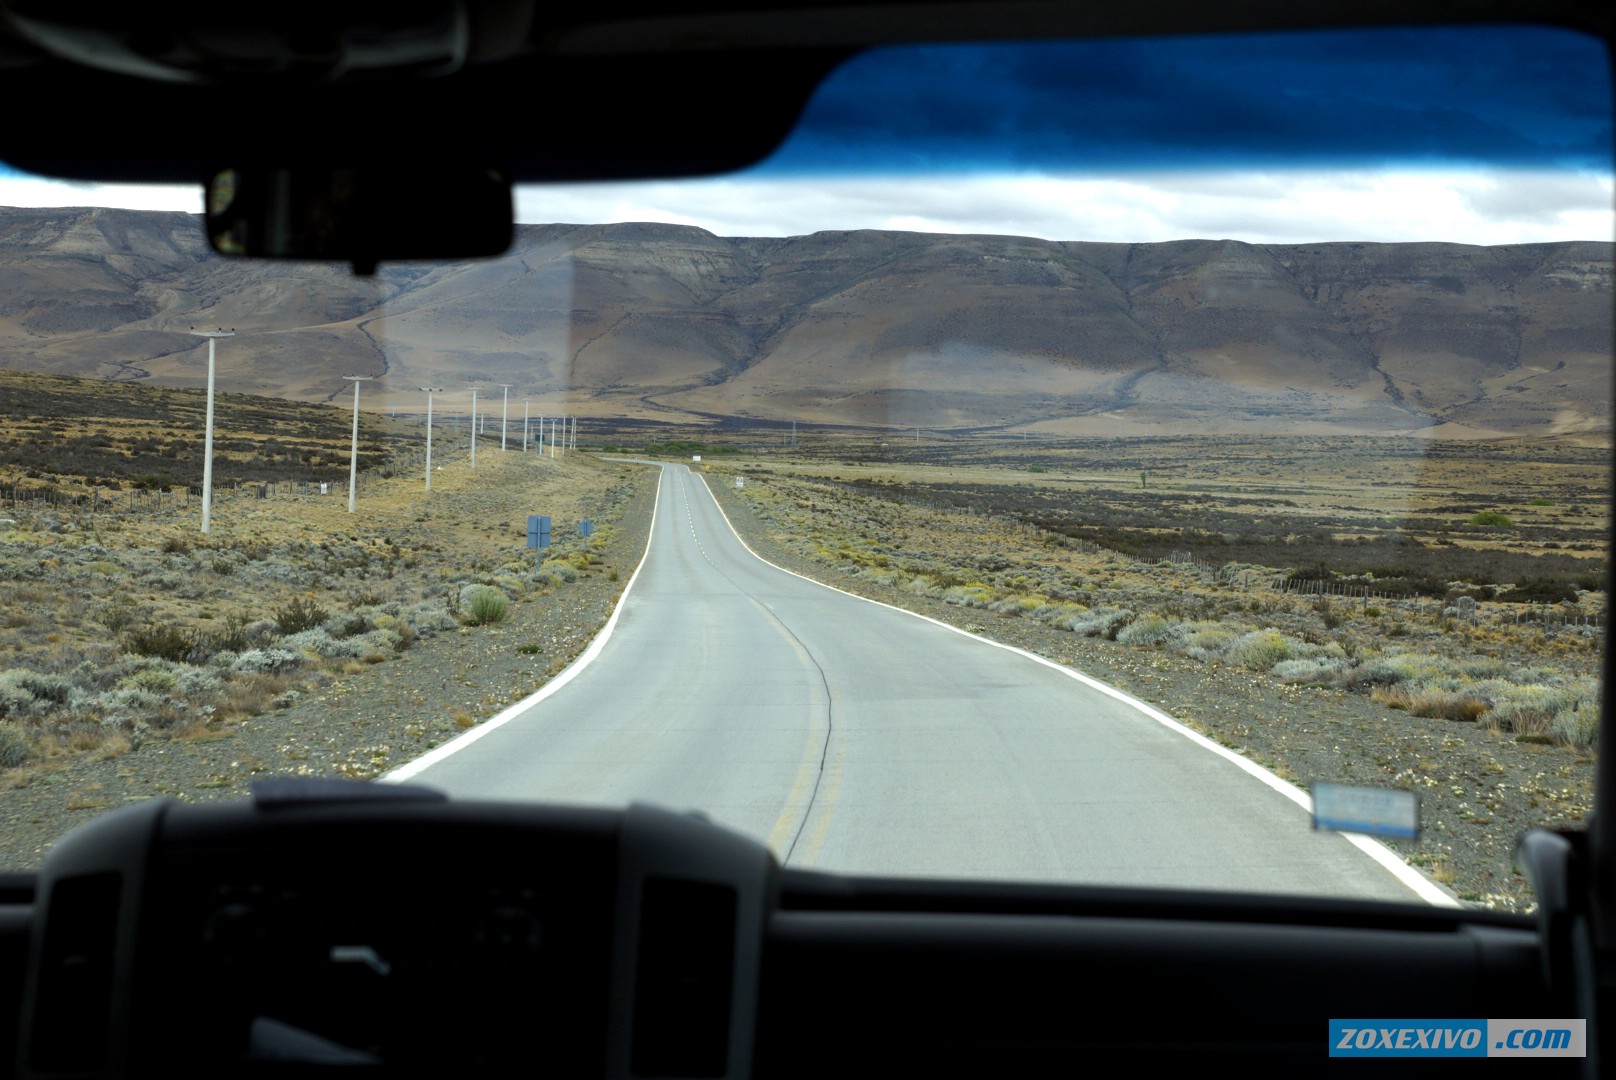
(527, 514, 551, 549)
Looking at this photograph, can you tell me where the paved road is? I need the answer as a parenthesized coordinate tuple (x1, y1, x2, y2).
(393, 463, 1436, 902)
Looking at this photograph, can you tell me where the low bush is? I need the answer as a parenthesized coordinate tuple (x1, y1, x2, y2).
(1273, 657, 1350, 684)
(0, 722, 34, 767)
(464, 586, 510, 625)
(0, 683, 34, 719)
(0, 668, 73, 705)
(1372, 685, 1488, 722)
(123, 623, 198, 663)
(1062, 608, 1134, 639)
(1225, 629, 1299, 672)
(1116, 614, 1174, 646)
(120, 665, 178, 693)
(231, 648, 305, 675)
(273, 596, 330, 635)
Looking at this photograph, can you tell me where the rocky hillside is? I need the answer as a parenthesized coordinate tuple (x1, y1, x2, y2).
(2, 207, 1609, 437)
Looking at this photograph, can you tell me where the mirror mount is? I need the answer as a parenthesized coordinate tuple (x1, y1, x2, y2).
(204, 164, 513, 274)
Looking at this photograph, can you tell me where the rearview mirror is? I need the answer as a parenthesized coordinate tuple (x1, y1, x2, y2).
(204, 166, 513, 274)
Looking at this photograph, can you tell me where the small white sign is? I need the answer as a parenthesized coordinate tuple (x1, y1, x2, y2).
(735, 478, 745, 489)
(692, 455, 702, 462)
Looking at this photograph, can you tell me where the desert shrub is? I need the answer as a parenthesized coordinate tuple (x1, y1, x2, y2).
(1312, 598, 1343, 630)
(173, 668, 225, 699)
(326, 611, 372, 639)
(1225, 629, 1299, 672)
(1552, 705, 1600, 750)
(1182, 623, 1238, 661)
(1063, 608, 1133, 638)
(1507, 578, 1580, 604)
(941, 585, 993, 608)
(1335, 651, 1451, 690)
(123, 622, 197, 663)
(1372, 685, 1488, 722)
(281, 628, 363, 660)
(464, 586, 510, 626)
(0, 722, 34, 767)
(89, 687, 167, 727)
(273, 596, 331, 635)
(1117, 614, 1175, 646)
(400, 602, 458, 637)
(1468, 511, 1514, 527)
(1485, 682, 1599, 748)
(231, 648, 305, 675)
(245, 562, 319, 586)
(195, 612, 255, 655)
(0, 668, 74, 705)
(353, 628, 403, 656)
(0, 683, 34, 719)
(243, 620, 279, 646)
(492, 573, 526, 596)
(1273, 657, 1350, 684)
(120, 665, 179, 693)
(544, 562, 579, 584)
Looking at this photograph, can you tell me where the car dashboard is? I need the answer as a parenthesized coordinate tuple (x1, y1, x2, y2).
(0, 782, 1585, 1079)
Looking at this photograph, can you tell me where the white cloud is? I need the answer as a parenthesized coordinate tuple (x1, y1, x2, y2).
(0, 175, 201, 214)
(517, 170, 1614, 245)
(3, 167, 1609, 246)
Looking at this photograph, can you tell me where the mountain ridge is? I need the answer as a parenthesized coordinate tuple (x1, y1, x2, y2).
(1, 207, 1609, 438)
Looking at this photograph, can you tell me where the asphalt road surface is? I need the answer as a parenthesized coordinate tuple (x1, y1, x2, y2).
(391, 463, 1441, 903)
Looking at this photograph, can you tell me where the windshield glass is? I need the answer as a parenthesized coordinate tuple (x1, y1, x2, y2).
(0, 23, 1610, 913)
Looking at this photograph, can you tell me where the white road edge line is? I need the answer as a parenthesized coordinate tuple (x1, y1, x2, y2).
(378, 467, 665, 783)
(692, 471, 1459, 909)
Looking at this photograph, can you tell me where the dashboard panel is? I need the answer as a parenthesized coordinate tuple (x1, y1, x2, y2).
(1, 782, 1584, 1079)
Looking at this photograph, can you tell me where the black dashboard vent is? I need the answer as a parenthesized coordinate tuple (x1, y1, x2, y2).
(27, 872, 122, 1073)
(631, 877, 737, 1078)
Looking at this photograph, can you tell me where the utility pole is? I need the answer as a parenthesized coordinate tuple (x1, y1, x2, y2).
(342, 375, 374, 513)
(188, 328, 235, 534)
(469, 388, 478, 468)
(419, 387, 441, 490)
(498, 384, 513, 451)
(523, 399, 530, 453)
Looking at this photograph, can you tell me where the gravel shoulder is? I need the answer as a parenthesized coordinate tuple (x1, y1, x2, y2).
(0, 463, 662, 870)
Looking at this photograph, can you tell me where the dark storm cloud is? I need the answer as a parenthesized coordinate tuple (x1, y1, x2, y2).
(759, 25, 1613, 173)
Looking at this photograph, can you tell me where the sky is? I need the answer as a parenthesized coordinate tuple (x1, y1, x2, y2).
(2, 26, 1611, 246)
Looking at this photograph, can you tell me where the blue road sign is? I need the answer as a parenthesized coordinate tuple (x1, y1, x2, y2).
(578, 518, 594, 538)
(527, 515, 552, 549)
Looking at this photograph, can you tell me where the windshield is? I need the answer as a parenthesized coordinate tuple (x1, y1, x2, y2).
(0, 23, 1610, 914)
